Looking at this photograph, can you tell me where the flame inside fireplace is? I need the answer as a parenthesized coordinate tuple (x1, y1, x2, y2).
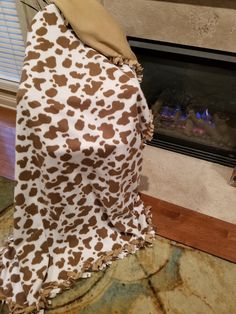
(153, 99, 235, 149)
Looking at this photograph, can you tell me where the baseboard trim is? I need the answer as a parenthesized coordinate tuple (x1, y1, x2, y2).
(140, 193, 236, 263)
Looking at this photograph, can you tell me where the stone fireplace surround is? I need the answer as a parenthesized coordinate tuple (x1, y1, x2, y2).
(103, 0, 236, 53)
(103, 0, 236, 224)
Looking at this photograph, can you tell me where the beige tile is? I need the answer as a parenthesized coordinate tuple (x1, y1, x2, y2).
(140, 144, 236, 224)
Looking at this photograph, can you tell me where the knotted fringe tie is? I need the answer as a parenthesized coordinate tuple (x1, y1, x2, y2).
(0, 205, 156, 314)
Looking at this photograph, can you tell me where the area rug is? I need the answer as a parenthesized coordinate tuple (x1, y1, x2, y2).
(0, 176, 15, 214)
(0, 181, 236, 314)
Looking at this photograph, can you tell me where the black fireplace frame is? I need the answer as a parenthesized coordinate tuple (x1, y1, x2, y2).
(128, 37, 236, 168)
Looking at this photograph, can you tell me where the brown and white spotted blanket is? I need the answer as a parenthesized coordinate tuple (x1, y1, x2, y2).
(0, 4, 155, 313)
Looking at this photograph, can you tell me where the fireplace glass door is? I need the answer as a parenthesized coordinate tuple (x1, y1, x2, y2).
(130, 38, 236, 167)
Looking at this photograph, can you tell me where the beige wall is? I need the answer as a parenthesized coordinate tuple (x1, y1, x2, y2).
(103, 0, 236, 53)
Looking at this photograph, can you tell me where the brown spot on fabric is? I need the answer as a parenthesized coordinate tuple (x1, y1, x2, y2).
(62, 58, 72, 68)
(21, 267, 32, 281)
(20, 69, 28, 83)
(53, 74, 68, 86)
(22, 109, 30, 117)
(82, 81, 102, 96)
(97, 123, 115, 139)
(32, 78, 46, 91)
(117, 104, 137, 126)
(24, 219, 33, 229)
(68, 251, 82, 266)
(45, 88, 58, 97)
(25, 204, 38, 215)
(82, 236, 92, 248)
(108, 180, 120, 193)
(70, 71, 86, 79)
(44, 99, 65, 114)
(69, 83, 80, 93)
(112, 243, 122, 250)
(48, 192, 62, 204)
(83, 134, 99, 142)
(102, 196, 119, 207)
(18, 244, 35, 260)
(57, 119, 69, 132)
(26, 114, 51, 128)
(96, 99, 105, 107)
(46, 145, 60, 158)
(118, 84, 139, 99)
(46, 175, 68, 189)
(86, 49, 100, 58)
(11, 274, 21, 283)
(16, 88, 27, 104)
(76, 62, 83, 68)
(58, 270, 68, 280)
(75, 119, 84, 130)
(27, 133, 42, 149)
(15, 193, 25, 206)
(36, 27, 47, 36)
(85, 62, 102, 76)
(103, 89, 115, 97)
(94, 242, 103, 251)
(56, 36, 79, 50)
(96, 227, 108, 239)
(98, 101, 124, 118)
(69, 41, 80, 50)
(34, 38, 54, 51)
(119, 74, 130, 83)
(29, 188, 38, 197)
(15, 292, 27, 306)
(43, 12, 58, 25)
(16, 145, 30, 153)
(26, 229, 43, 242)
(88, 124, 96, 130)
(32, 56, 56, 72)
(97, 144, 116, 158)
(19, 170, 41, 181)
(67, 96, 91, 111)
(59, 24, 67, 33)
(82, 184, 92, 195)
(28, 100, 41, 108)
(119, 130, 132, 144)
(36, 266, 47, 280)
(56, 48, 63, 55)
(24, 51, 40, 62)
(60, 153, 72, 161)
(53, 247, 66, 254)
(66, 138, 81, 152)
(66, 235, 79, 248)
(106, 67, 118, 80)
(44, 126, 58, 140)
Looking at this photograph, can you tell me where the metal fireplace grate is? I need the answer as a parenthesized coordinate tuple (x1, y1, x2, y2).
(129, 37, 236, 167)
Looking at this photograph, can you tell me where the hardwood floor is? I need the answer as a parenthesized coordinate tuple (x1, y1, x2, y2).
(0, 106, 16, 180)
(0, 106, 236, 263)
(141, 193, 236, 263)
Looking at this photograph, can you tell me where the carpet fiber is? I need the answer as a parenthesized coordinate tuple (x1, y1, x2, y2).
(0, 176, 15, 214)
(0, 180, 236, 314)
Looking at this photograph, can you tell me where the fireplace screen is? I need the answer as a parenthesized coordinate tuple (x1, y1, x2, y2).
(130, 38, 236, 167)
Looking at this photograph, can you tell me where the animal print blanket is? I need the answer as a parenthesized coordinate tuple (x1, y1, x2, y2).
(0, 4, 155, 313)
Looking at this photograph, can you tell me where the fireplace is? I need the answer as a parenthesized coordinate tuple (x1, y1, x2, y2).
(129, 38, 236, 167)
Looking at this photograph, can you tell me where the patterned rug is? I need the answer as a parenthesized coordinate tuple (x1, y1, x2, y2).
(0, 176, 16, 214)
(0, 180, 236, 314)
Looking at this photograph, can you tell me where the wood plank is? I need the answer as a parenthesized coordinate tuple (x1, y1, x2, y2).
(140, 193, 236, 263)
(0, 106, 16, 127)
(0, 107, 16, 180)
